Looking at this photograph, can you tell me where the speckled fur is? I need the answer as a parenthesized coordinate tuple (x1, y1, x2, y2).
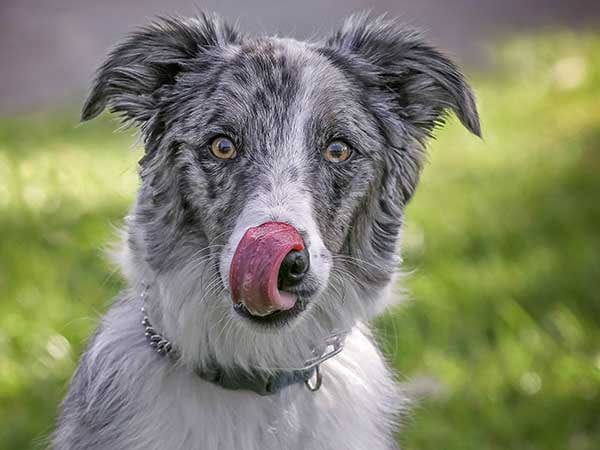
(52, 12, 479, 450)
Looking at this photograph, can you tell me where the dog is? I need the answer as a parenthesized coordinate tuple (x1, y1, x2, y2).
(52, 12, 480, 450)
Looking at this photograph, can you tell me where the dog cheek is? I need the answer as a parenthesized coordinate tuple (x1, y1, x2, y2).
(184, 161, 246, 239)
(312, 167, 373, 253)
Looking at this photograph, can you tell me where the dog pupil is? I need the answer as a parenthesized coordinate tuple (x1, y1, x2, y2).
(329, 142, 345, 160)
(219, 140, 231, 153)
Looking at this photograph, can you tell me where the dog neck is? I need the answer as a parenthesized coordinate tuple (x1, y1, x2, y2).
(139, 283, 347, 395)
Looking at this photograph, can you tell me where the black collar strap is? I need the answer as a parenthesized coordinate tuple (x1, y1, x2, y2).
(196, 362, 316, 396)
(140, 287, 345, 396)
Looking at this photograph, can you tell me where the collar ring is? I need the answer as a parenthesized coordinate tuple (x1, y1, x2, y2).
(304, 364, 322, 392)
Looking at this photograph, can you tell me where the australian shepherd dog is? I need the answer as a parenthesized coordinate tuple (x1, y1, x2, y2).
(52, 12, 479, 450)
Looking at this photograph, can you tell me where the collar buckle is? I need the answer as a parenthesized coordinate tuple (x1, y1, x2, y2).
(298, 332, 347, 392)
(299, 332, 347, 372)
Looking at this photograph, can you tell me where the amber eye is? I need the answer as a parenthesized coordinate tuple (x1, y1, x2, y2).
(210, 136, 237, 160)
(324, 140, 352, 163)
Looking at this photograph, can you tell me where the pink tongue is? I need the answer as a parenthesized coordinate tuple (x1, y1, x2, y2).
(229, 222, 304, 316)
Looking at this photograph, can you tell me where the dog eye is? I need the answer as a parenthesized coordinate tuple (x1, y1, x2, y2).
(210, 137, 237, 160)
(323, 140, 352, 163)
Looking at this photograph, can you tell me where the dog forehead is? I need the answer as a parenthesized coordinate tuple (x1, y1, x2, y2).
(222, 37, 357, 111)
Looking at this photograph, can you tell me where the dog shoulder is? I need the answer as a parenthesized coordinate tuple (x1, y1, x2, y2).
(51, 294, 159, 450)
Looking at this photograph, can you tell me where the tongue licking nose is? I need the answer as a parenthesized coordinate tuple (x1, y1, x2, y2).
(229, 222, 306, 316)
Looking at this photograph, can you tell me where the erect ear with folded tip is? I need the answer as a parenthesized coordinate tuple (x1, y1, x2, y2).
(325, 13, 481, 139)
(81, 13, 242, 125)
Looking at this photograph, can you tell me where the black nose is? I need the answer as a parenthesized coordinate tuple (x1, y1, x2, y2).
(278, 248, 310, 291)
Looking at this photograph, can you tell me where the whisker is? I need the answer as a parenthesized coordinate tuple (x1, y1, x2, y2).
(330, 254, 383, 272)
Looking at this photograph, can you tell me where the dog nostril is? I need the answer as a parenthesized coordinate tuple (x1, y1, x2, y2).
(278, 248, 310, 291)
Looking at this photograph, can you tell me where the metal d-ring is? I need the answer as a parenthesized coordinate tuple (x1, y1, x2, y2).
(305, 364, 322, 392)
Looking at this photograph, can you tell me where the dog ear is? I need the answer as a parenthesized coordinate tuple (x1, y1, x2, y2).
(81, 14, 241, 124)
(325, 14, 481, 138)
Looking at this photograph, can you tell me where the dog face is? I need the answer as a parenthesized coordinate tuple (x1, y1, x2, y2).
(83, 14, 479, 368)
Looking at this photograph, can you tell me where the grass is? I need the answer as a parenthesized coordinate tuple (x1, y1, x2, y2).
(1, 32, 599, 450)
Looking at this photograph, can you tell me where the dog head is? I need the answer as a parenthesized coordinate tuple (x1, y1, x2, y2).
(83, 13, 479, 370)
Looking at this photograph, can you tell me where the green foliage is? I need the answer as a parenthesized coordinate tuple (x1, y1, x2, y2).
(1, 33, 599, 449)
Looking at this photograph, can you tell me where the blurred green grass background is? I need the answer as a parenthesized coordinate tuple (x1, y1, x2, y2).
(1, 33, 599, 450)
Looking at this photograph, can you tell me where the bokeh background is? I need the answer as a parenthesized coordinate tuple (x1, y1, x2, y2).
(1, 1, 599, 449)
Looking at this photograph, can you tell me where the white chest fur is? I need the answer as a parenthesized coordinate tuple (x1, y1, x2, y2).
(111, 327, 401, 450)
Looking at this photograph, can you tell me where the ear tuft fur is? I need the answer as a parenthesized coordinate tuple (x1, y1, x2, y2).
(326, 13, 481, 138)
(81, 13, 241, 124)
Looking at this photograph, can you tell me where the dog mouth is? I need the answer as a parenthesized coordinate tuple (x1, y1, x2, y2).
(229, 221, 313, 326)
(232, 293, 312, 327)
